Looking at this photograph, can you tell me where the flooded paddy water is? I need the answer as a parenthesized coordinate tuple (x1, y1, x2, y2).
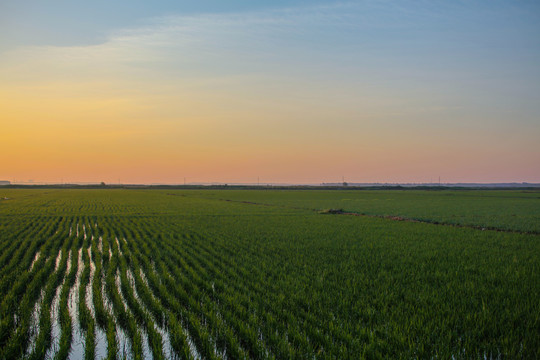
(17, 224, 187, 360)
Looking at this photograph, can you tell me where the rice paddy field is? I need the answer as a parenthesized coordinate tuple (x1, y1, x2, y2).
(0, 188, 539, 359)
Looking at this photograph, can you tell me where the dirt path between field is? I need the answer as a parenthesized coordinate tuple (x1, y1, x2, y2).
(166, 193, 539, 235)
(332, 210, 540, 235)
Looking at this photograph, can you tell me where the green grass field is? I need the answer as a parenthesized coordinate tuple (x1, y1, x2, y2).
(0, 189, 538, 359)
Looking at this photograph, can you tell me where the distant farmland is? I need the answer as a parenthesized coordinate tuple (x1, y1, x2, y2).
(0, 189, 538, 359)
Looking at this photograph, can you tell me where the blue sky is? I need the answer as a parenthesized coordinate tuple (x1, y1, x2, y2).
(2, 1, 540, 183)
(0, 0, 320, 49)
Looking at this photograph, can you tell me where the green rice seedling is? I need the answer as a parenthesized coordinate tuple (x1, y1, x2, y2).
(0, 189, 538, 358)
(79, 235, 95, 360)
(114, 241, 162, 359)
(29, 238, 72, 360)
(106, 318, 117, 360)
(55, 240, 79, 360)
(103, 233, 143, 359)
(0, 220, 67, 359)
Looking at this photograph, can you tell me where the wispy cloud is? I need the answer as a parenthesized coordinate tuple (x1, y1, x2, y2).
(1, 2, 396, 82)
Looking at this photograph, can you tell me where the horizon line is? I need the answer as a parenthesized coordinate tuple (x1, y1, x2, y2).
(2, 181, 540, 187)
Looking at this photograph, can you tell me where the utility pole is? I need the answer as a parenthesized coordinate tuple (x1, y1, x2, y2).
(257, 176, 260, 186)
(439, 176, 441, 186)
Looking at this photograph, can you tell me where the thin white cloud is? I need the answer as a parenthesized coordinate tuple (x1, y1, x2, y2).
(2, 0, 537, 131)
(0, 2, 378, 107)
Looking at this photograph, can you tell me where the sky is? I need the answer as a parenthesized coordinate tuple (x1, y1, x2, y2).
(1, 0, 539, 184)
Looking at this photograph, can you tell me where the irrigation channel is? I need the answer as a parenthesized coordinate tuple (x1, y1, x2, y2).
(1, 220, 188, 360)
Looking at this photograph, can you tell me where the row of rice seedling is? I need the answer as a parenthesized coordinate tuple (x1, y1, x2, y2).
(120, 217, 264, 359)
(87, 229, 122, 360)
(106, 222, 185, 358)
(167, 234, 298, 358)
(135, 250, 195, 358)
(96, 226, 126, 360)
(80, 216, 108, 360)
(0, 216, 34, 263)
(118, 262, 159, 358)
(67, 231, 87, 359)
(0, 217, 68, 359)
(114, 218, 203, 359)
(100, 220, 163, 359)
(19, 217, 104, 360)
(204, 208, 540, 357)
(125, 219, 263, 358)
(113, 235, 168, 359)
(29, 237, 73, 359)
(174, 227, 324, 358)
(215, 221, 397, 357)
(178, 231, 343, 356)
(174, 235, 317, 358)
(103, 231, 144, 359)
(54, 236, 81, 360)
(0, 222, 43, 319)
(123, 217, 291, 358)
(124, 235, 184, 359)
(78, 233, 95, 360)
(91, 233, 108, 331)
(0, 216, 61, 300)
(159, 241, 265, 358)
